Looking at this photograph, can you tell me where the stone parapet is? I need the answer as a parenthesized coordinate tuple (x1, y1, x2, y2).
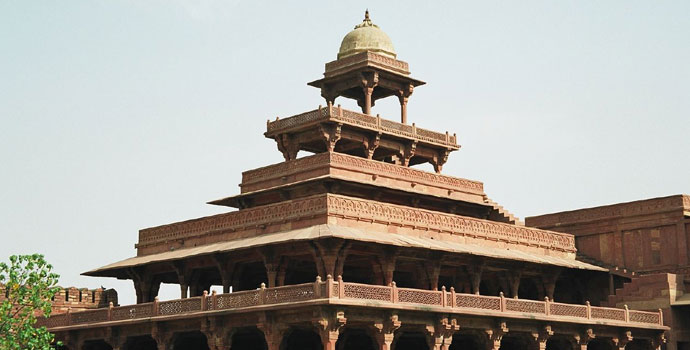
(526, 195, 689, 229)
(0, 285, 117, 315)
(265, 105, 458, 149)
(237, 152, 484, 202)
(38, 278, 666, 331)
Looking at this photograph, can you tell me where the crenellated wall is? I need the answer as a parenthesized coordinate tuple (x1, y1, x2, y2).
(0, 284, 118, 315)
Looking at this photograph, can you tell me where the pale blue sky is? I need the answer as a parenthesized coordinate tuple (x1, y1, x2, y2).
(1, 1, 688, 305)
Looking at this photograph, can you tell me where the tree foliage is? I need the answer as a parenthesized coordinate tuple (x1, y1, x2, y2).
(0, 254, 61, 350)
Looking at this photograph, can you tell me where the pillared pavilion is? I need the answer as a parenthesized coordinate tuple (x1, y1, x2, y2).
(42, 11, 668, 350)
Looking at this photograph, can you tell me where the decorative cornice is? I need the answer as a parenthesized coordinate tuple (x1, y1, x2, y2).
(265, 105, 458, 148)
(138, 196, 328, 246)
(325, 194, 575, 253)
(527, 195, 688, 228)
(240, 152, 484, 195)
(139, 193, 574, 253)
(325, 51, 410, 76)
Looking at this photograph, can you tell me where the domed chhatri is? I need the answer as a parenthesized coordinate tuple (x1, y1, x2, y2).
(309, 10, 425, 124)
(338, 10, 396, 59)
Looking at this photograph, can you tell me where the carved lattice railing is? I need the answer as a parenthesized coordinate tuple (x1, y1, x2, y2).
(265, 105, 458, 148)
(38, 277, 663, 329)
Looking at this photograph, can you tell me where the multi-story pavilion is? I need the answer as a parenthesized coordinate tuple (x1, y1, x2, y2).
(42, 12, 668, 350)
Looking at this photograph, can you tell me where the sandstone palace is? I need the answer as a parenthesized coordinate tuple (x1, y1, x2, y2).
(37, 11, 689, 350)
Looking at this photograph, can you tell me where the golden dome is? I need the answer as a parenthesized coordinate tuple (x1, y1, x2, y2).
(337, 10, 396, 60)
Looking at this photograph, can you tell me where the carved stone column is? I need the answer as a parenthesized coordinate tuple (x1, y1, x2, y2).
(424, 255, 442, 290)
(507, 271, 522, 299)
(314, 239, 346, 279)
(360, 71, 379, 115)
(530, 325, 554, 350)
(152, 323, 173, 350)
(258, 314, 287, 350)
(427, 317, 460, 350)
(485, 322, 509, 350)
(314, 310, 347, 350)
(373, 314, 401, 350)
(380, 247, 398, 286)
(260, 248, 280, 288)
(396, 84, 413, 124)
(401, 141, 417, 167)
(275, 134, 300, 161)
(319, 123, 342, 152)
(466, 264, 484, 295)
(574, 329, 596, 350)
(212, 254, 235, 294)
(363, 133, 381, 160)
(613, 331, 633, 350)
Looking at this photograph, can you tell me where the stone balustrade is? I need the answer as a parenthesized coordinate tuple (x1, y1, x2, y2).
(39, 277, 664, 330)
(265, 105, 458, 148)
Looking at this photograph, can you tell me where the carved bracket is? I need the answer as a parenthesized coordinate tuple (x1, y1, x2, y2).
(319, 123, 342, 152)
(484, 321, 509, 350)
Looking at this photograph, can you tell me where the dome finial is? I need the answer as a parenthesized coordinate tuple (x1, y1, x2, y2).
(364, 9, 370, 21)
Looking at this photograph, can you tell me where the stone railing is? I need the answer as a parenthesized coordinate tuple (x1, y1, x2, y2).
(39, 277, 664, 330)
(265, 105, 458, 148)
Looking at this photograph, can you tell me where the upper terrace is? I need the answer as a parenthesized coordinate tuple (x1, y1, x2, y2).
(264, 105, 458, 173)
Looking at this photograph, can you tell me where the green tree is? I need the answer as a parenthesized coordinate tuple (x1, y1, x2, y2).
(0, 254, 61, 350)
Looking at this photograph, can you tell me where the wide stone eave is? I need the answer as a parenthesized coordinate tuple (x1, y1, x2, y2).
(82, 224, 607, 278)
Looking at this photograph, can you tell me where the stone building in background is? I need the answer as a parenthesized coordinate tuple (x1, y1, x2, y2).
(1, 284, 117, 315)
(527, 195, 690, 350)
(39, 11, 674, 350)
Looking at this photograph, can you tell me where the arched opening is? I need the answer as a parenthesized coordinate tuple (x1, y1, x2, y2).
(553, 277, 583, 304)
(282, 328, 322, 350)
(337, 328, 377, 350)
(546, 336, 574, 350)
(171, 331, 209, 350)
(626, 339, 653, 350)
(588, 339, 615, 350)
(449, 333, 484, 350)
(234, 261, 269, 291)
(283, 257, 319, 286)
(82, 340, 112, 350)
(232, 328, 268, 350)
(342, 254, 379, 285)
(499, 334, 530, 350)
(394, 331, 429, 350)
(124, 335, 157, 350)
(518, 277, 541, 300)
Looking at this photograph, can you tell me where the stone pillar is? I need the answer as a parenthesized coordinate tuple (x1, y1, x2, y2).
(530, 326, 553, 350)
(485, 322, 509, 350)
(396, 84, 413, 124)
(363, 87, 373, 115)
(427, 317, 459, 350)
(374, 314, 401, 350)
(360, 71, 378, 115)
(507, 271, 522, 299)
(613, 331, 633, 350)
(467, 265, 483, 295)
(315, 311, 347, 350)
(575, 329, 596, 350)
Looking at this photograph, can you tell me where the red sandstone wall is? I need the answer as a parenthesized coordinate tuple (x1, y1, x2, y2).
(0, 285, 117, 315)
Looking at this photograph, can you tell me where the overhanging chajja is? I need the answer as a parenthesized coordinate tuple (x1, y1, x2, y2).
(84, 224, 606, 277)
